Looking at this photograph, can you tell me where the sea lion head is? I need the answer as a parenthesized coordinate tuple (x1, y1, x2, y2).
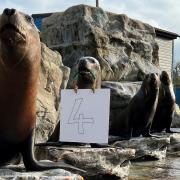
(76, 56, 101, 88)
(142, 73, 160, 96)
(160, 71, 171, 86)
(0, 8, 40, 68)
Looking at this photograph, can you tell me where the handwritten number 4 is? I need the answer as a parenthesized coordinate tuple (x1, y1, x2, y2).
(68, 98, 94, 134)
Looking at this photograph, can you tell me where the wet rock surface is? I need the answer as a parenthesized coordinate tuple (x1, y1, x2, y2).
(0, 165, 82, 180)
(168, 132, 180, 156)
(113, 137, 170, 160)
(35, 146, 135, 179)
(154, 130, 180, 156)
(129, 156, 180, 180)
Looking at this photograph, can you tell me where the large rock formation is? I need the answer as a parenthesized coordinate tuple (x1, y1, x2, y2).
(41, 4, 161, 84)
(35, 43, 70, 143)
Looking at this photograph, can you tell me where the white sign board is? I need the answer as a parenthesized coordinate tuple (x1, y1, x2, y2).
(59, 89, 110, 144)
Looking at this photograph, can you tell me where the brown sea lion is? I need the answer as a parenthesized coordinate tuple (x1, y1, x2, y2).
(48, 56, 101, 142)
(73, 56, 101, 91)
(0, 8, 84, 172)
(151, 71, 176, 133)
(109, 73, 160, 138)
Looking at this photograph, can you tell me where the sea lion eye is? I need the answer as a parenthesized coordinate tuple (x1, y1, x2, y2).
(89, 59, 96, 63)
(25, 15, 33, 23)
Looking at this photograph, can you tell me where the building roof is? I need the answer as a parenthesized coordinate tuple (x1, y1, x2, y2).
(32, 13, 52, 18)
(32, 13, 180, 40)
(155, 27, 180, 40)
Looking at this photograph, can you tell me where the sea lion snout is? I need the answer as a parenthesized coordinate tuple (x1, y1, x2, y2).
(160, 71, 170, 85)
(3, 8, 16, 17)
(149, 73, 158, 84)
(150, 73, 156, 82)
(78, 57, 100, 71)
(77, 57, 100, 81)
(78, 58, 88, 71)
(0, 9, 40, 68)
(0, 9, 28, 45)
(149, 73, 159, 87)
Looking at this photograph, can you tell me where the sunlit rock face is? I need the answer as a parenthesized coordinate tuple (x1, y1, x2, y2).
(41, 4, 160, 84)
(36, 43, 70, 143)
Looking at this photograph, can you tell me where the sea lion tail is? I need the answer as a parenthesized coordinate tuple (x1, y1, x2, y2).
(21, 130, 86, 173)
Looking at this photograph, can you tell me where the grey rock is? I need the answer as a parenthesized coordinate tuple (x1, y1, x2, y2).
(168, 133, 180, 156)
(156, 131, 180, 156)
(0, 165, 82, 180)
(41, 5, 161, 84)
(102, 81, 141, 129)
(171, 104, 180, 128)
(35, 146, 135, 179)
(102, 81, 179, 130)
(35, 43, 70, 143)
(102, 81, 141, 108)
(113, 137, 170, 160)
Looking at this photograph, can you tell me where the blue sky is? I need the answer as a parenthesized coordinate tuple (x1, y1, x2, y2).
(0, 0, 180, 65)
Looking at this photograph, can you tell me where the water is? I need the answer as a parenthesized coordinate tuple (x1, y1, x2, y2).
(129, 157, 180, 180)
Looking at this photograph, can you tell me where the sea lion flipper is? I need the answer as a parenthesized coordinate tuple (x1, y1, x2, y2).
(165, 115, 175, 133)
(31, 160, 86, 173)
(141, 123, 153, 137)
(91, 84, 95, 93)
(166, 124, 177, 133)
(90, 143, 110, 148)
(21, 130, 86, 172)
(72, 81, 78, 93)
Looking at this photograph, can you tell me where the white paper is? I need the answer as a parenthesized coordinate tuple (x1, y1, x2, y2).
(59, 89, 110, 143)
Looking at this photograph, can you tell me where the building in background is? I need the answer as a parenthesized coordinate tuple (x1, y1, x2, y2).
(155, 28, 179, 76)
(32, 13, 52, 31)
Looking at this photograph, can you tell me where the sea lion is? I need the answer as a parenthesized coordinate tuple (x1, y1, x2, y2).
(109, 73, 160, 138)
(151, 71, 176, 133)
(73, 56, 101, 91)
(0, 8, 84, 172)
(48, 56, 101, 142)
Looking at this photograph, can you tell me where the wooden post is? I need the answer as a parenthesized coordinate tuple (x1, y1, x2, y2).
(96, 0, 99, 7)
